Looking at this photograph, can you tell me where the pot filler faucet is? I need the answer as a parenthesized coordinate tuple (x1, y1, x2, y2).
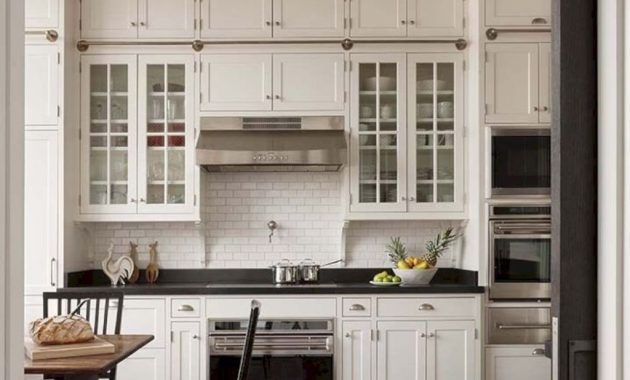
(267, 220, 278, 243)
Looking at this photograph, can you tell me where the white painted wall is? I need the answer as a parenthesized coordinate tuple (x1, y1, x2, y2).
(0, 0, 24, 378)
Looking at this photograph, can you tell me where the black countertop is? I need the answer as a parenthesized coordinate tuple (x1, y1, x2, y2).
(60, 268, 484, 295)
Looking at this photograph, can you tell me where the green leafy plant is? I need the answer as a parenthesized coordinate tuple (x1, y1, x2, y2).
(422, 227, 459, 266)
(386, 237, 408, 266)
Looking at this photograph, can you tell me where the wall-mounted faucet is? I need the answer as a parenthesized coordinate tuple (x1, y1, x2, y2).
(267, 220, 278, 243)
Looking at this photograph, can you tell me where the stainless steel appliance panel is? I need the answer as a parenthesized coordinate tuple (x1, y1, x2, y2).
(487, 307, 551, 344)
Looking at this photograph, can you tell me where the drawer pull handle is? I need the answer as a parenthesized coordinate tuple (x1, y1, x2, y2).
(496, 323, 552, 330)
(531, 17, 548, 25)
(177, 304, 194, 312)
(532, 348, 546, 356)
(349, 304, 365, 311)
(419, 303, 434, 311)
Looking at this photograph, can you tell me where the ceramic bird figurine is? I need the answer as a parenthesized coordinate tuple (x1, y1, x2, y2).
(101, 242, 134, 286)
(146, 241, 160, 284)
(127, 241, 140, 284)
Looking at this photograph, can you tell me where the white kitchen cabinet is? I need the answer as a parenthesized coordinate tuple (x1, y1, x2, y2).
(170, 322, 202, 380)
(485, 0, 551, 27)
(342, 321, 373, 380)
(486, 346, 551, 380)
(350, 0, 407, 37)
(80, 0, 139, 39)
(377, 320, 426, 380)
(24, 130, 59, 295)
(138, 0, 196, 39)
(200, 0, 272, 39)
(485, 43, 551, 124)
(272, 53, 344, 111)
(272, 0, 345, 38)
(117, 349, 166, 380)
(200, 54, 272, 111)
(138, 55, 196, 214)
(426, 320, 475, 380)
(119, 298, 167, 348)
(25, 0, 59, 29)
(408, 0, 464, 37)
(25, 44, 59, 127)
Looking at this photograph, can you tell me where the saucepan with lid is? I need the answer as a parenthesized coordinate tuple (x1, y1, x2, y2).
(298, 259, 344, 283)
(270, 259, 300, 285)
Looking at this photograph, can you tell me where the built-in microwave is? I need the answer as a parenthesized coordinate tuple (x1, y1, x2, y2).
(490, 128, 551, 196)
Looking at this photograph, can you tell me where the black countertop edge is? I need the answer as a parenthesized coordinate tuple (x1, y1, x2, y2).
(62, 268, 483, 295)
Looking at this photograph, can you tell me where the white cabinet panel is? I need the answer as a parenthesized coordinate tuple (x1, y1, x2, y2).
(342, 321, 372, 380)
(486, 0, 551, 27)
(350, 0, 406, 37)
(24, 130, 58, 295)
(25, 0, 59, 29)
(24, 296, 44, 335)
(171, 322, 201, 380)
(408, 0, 463, 37)
(119, 298, 166, 348)
(139, 0, 196, 38)
(272, 53, 344, 111)
(200, 54, 272, 111)
(80, 0, 138, 39)
(485, 43, 540, 124)
(539, 43, 552, 124)
(486, 346, 551, 380)
(272, 0, 344, 38)
(426, 320, 475, 380)
(117, 349, 166, 380)
(25, 44, 59, 127)
(377, 321, 426, 380)
(200, 0, 272, 38)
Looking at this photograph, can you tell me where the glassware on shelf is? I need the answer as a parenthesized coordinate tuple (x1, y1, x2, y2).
(167, 185, 185, 204)
(90, 185, 108, 205)
(110, 184, 128, 204)
(147, 185, 164, 204)
(110, 65, 128, 93)
(167, 150, 185, 181)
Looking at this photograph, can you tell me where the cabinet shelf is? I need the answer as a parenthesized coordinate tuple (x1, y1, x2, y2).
(417, 118, 454, 123)
(147, 146, 185, 151)
(90, 147, 128, 151)
(149, 92, 185, 96)
(417, 146, 454, 150)
(359, 145, 397, 150)
(359, 179, 398, 184)
(359, 118, 397, 123)
(417, 179, 454, 184)
(148, 119, 185, 124)
(417, 90, 455, 96)
(359, 91, 398, 96)
(147, 180, 186, 185)
(90, 180, 128, 185)
(91, 91, 128, 96)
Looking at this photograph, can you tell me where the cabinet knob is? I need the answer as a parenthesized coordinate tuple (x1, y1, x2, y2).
(419, 303, 435, 311)
(543, 106, 549, 112)
(349, 304, 365, 311)
(428, 333, 435, 338)
(266, 21, 271, 26)
(275, 95, 281, 100)
(140, 198, 146, 203)
(420, 333, 426, 338)
(140, 22, 146, 26)
(266, 95, 271, 100)
(345, 333, 351, 338)
(534, 106, 539, 111)
(275, 21, 281, 26)
(193, 335, 200, 340)
(131, 22, 137, 27)
(409, 20, 416, 25)
(401, 20, 406, 25)
(130, 198, 137, 203)
(401, 196, 407, 201)
(409, 196, 416, 201)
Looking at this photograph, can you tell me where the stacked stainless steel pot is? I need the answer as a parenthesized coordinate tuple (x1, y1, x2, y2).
(270, 259, 343, 285)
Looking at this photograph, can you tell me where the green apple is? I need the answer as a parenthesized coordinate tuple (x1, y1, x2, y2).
(382, 277, 393, 283)
(392, 276, 402, 283)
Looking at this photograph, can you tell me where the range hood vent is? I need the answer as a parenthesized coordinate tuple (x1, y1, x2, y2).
(196, 116, 347, 172)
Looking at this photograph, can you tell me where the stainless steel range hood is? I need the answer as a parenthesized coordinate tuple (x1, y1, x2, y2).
(196, 116, 347, 172)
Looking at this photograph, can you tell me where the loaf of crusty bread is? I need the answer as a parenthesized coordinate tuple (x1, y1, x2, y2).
(29, 315, 95, 345)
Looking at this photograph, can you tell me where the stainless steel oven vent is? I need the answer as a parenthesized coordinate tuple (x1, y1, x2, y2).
(242, 117, 302, 130)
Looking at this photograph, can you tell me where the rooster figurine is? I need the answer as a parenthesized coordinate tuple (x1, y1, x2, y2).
(102, 242, 135, 286)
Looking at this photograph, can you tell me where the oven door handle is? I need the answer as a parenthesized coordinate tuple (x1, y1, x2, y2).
(493, 233, 551, 239)
(496, 323, 552, 330)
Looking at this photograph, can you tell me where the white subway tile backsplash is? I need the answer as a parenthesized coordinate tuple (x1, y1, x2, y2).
(87, 172, 461, 269)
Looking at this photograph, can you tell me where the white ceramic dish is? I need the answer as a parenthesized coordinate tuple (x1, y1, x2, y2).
(365, 77, 396, 91)
(393, 268, 438, 285)
(369, 281, 401, 286)
(417, 104, 433, 118)
(417, 79, 447, 91)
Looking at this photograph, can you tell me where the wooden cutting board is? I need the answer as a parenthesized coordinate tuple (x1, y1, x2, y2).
(25, 336, 116, 360)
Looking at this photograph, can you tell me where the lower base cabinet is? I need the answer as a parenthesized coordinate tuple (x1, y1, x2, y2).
(171, 321, 202, 380)
(377, 321, 426, 380)
(427, 320, 475, 380)
(342, 321, 373, 380)
(116, 349, 166, 380)
(485, 346, 551, 380)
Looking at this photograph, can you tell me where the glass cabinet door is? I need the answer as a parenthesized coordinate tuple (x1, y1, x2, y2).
(138, 55, 195, 214)
(81, 55, 137, 213)
(408, 54, 464, 212)
(350, 54, 406, 212)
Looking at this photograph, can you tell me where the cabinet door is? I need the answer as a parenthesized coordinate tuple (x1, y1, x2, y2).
(80, 55, 138, 214)
(118, 298, 166, 348)
(24, 130, 58, 295)
(539, 43, 552, 124)
(171, 322, 201, 380)
(80, 0, 138, 39)
(272, 53, 344, 111)
(408, 0, 463, 37)
(485, 0, 551, 27)
(272, 0, 344, 38)
(407, 54, 464, 213)
(200, 0, 272, 38)
(350, 0, 407, 37)
(485, 43, 540, 124)
(426, 320, 475, 380)
(138, 0, 196, 39)
(486, 346, 551, 380)
(138, 55, 196, 214)
(25, 0, 59, 29)
(25, 44, 59, 127)
(200, 54, 272, 111)
(117, 349, 166, 380)
(350, 54, 407, 212)
(342, 321, 372, 380)
(377, 321, 426, 380)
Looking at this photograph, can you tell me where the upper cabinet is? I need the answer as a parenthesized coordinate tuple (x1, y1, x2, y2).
(200, 0, 271, 39)
(485, 43, 550, 124)
(485, 0, 551, 27)
(200, 53, 344, 112)
(25, 0, 59, 29)
(25, 44, 59, 127)
(80, 0, 196, 39)
(272, 0, 345, 38)
(350, 0, 464, 38)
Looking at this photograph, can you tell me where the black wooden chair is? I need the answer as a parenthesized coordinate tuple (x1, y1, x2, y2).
(41, 291, 125, 380)
(236, 300, 260, 380)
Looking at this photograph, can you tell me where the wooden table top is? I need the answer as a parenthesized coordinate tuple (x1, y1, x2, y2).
(24, 335, 154, 375)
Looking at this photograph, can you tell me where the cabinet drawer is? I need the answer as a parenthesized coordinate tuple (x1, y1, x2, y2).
(207, 297, 336, 318)
(171, 298, 201, 318)
(376, 297, 475, 318)
(342, 298, 371, 317)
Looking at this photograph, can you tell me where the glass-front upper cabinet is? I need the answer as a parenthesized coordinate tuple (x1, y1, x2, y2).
(407, 53, 463, 213)
(138, 55, 195, 214)
(350, 54, 407, 212)
(80, 55, 138, 214)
